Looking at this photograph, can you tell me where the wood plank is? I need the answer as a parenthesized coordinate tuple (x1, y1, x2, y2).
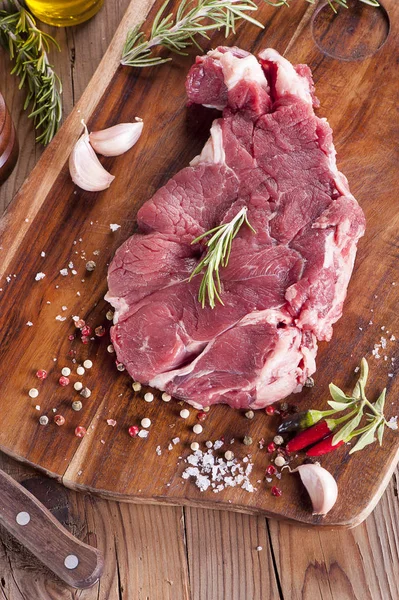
(184, 507, 280, 600)
(0, 450, 191, 600)
(0, 0, 398, 528)
(268, 465, 399, 600)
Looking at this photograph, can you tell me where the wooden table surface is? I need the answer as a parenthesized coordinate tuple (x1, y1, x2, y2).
(0, 2, 398, 599)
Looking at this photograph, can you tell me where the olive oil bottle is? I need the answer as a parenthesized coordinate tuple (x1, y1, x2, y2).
(25, 0, 104, 27)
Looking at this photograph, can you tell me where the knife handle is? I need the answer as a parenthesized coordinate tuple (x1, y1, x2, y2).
(0, 469, 103, 589)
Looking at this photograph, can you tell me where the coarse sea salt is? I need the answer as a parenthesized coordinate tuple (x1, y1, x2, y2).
(35, 272, 46, 281)
(110, 224, 121, 232)
(182, 447, 256, 494)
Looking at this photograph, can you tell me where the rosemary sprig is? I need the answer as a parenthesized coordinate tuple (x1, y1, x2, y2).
(121, 0, 263, 68)
(0, 1, 62, 145)
(265, 0, 379, 11)
(189, 206, 256, 309)
(122, 0, 379, 68)
(327, 358, 395, 454)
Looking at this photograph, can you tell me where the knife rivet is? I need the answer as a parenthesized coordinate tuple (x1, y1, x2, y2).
(16, 512, 30, 526)
(64, 554, 79, 570)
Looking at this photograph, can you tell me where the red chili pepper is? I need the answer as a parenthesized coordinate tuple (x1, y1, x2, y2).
(306, 434, 345, 456)
(286, 420, 333, 453)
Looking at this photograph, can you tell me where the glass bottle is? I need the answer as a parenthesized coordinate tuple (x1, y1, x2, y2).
(25, 0, 104, 27)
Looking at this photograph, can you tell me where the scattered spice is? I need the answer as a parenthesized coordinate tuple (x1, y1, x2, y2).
(243, 436, 253, 446)
(224, 450, 234, 461)
(132, 381, 142, 392)
(76, 366, 85, 376)
(75, 426, 87, 438)
(141, 418, 151, 428)
(266, 465, 277, 476)
(245, 410, 254, 420)
(29, 388, 39, 398)
(72, 400, 83, 411)
(80, 387, 91, 398)
(271, 486, 282, 497)
(273, 435, 284, 446)
(138, 429, 149, 438)
(59, 376, 70, 387)
(180, 409, 190, 419)
(74, 382, 83, 391)
(39, 416, 49, 426)
(36, 369, 47, 380)
(85, 260, 96, 271)
(267, 442, 275, 453)
(193, 424, 203, 434)
(274, 456, 286, 467)
(191, 442, 200, 451)
(61, 367, 71, 377)
(107, 344, 115, 353)
(83, 360, 93, 369)
(106, 310, 114, 321)
(197, 411, 207, 422)
(266, 406, 275, 416)
(162, 392, 171, 402)
(128, 425, 139, 437)
(144, 392, 154, 403)
(95, 325, 106, 337)
(54, 415, 65, 426)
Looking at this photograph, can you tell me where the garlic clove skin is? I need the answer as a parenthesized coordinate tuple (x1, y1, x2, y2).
(89, 121, 143, 157)
(69, 132, 115, 192)
(294, 463, 338, 516)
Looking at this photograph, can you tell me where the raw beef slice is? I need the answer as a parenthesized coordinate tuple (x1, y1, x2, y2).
(106, 47, 365, 410)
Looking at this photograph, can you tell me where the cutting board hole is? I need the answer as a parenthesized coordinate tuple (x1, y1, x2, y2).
(311, 0, 390, 61)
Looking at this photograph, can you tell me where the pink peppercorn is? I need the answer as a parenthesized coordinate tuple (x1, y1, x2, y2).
(197, 412, 207, 422)
(265, 406, 275, 416)
(68, 334, 75, 341)
(81, 336, 90, 344)
(95, 325, 106, 337)
(75, 426, 86, 438)
(68, 349, 76, 357)
(36, 369, 47, 380)
(75, 319, 85, 329)
(59, 376, 70, 386)
(81, 325, 92, 336)
(54, 415, 65, 426)
(271, 486, 282, 497)
(267, 442, 276, 453)
(266, 465, 277, 476)
(128, 425, 139, 438)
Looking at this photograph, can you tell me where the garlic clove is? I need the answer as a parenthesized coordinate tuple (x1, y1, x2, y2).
(89, 121, 143, 157)
(294, 463, 338, 516)
(69, 130, 115, 192)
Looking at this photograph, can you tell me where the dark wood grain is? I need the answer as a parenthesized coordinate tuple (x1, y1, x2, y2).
(0, 0, 398, 529)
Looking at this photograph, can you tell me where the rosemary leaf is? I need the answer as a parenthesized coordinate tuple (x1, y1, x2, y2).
(0, 1, 62, 145)
(189, 206, 256, 309)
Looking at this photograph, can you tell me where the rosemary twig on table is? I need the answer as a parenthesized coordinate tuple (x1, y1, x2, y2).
(189, 206, 256, 309)
(121, 0, 263, 68)
(121, 0, 379, 69)
(265, 0, 379, 9)
(0, 0, 62, 145)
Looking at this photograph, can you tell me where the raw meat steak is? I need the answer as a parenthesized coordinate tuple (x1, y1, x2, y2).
(106, 48, 365, 409)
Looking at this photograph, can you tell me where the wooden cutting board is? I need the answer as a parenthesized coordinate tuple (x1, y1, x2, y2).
(0, 0, 397, 528)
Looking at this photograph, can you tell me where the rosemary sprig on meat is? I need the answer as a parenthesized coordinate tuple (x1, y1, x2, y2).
(0, 0, 62, 145)
(189, 206, 256, 309)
